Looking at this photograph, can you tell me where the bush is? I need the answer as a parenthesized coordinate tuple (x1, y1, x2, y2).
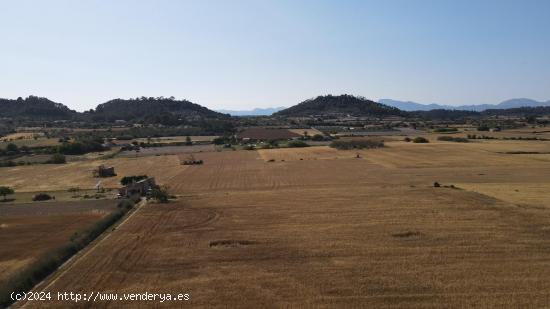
(120, 175, 148, 186)
(0, 160, 16, 168)
(287, 140, 310, 148)
(6, 143, 18, 153)
(47, 153, 67, 164)
(311, 134, 325, 141)
(330, 139, 384, 150)
(0, 186, 14, 201)
(412, 137, 429, 143)
(117, 199, 135, 210)
(437, 136, 469, 143)
(433, 127, 458, 133)
(151, 187, 169, 203)
(477, 125, 490, 131)
(403, 137, 411, 142)
(32, 193, 52, 201)
(57, 138, 106, 155)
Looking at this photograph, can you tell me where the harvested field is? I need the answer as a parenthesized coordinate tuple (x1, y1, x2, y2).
(133, 135, 218, 144)
(0, 155, 182, 191)
(0, 200, 118, 281)
(258, 146, 347, 161)
(288, 128, 324, 136)
(0, 137, 60, 149)
(9, 136, 550, 308)
(22, 186, 550, 308)
(362, 140, 550, 168)
(118, 144, 216, 157)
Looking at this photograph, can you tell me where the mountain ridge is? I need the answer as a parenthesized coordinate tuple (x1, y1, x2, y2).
(217, 107, 286, 116)
(379, 98, 550, 112)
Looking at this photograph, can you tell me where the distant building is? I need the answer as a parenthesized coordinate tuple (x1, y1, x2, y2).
(93, 165, 116, 178)
(118, 177, 156, 197)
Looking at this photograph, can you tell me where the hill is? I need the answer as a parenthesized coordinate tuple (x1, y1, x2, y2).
(275, 95, 405, 117)
(0, 96, 77, 120)
(83, 97, 229, 123)
(379, 98, 550, 112)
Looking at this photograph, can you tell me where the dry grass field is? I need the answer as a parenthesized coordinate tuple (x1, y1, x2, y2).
(133, 135, 218, 144)
(0, 200, 117, 282)
(0, 155, 183, 192)
(7, 135, 550, 308)
(0, 133, 550, 308)
(288, 128, 324, 136)
(0, 137, 60, 149)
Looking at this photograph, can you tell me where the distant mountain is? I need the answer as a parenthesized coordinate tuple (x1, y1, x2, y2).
(275, 95, 405, 117)
(84, 97, 229, 123)
(0, 96, 77, 120)
(217, 107, 286, 116)
(379, 98, 550, 112)
(377, 99, 447, 111)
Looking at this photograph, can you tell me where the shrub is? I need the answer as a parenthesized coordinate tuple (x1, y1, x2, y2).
(151, 187, 169, 203)
(47, 153, 67, 164)
(412, 137, 429, 143)
(437, 136, 469, 143)
(0, 186, 14, 201)
(287, 140, 310, 148)
(117, 199, 135, 210)
(403, 137, 411, 142)
(330, 139, 384, 150)
(6, 143, 18, 153)
(57, 138, 106, 155)
(433, 127, 458, 133)
(311, 134, 325, 141)
(32, 193, 52, 201)
(477, 125, 490, 131)
(120, 175, 148, 186)
(0, 161, 16, 168)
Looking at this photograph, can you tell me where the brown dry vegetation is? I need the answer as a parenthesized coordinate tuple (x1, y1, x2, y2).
(0, 200, 117, 281)
(8, 134, 550, 308)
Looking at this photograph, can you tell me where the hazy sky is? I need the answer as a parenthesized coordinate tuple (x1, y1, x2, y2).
(1, 0, 549, 111)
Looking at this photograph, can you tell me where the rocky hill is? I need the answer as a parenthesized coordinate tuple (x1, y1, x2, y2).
(275, 95, 406, 117)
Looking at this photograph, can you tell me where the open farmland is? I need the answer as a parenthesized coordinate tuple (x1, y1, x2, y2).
(13, 137, 550, 308)
(0, 155, 183, 192)
(0, 200, 118, 282)
(118, 144, 216, 157)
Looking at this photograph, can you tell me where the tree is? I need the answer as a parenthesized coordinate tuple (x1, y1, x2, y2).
(151, 186, 169, 203)
(0, 186, 14, 201)
(6, 143, 18, 153)
(120, 175, 148, 186)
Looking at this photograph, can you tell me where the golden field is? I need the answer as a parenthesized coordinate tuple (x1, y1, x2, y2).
(4, 134, 550, 308)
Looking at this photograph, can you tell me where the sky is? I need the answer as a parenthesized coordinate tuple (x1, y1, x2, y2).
(1, 0, 549, 112)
